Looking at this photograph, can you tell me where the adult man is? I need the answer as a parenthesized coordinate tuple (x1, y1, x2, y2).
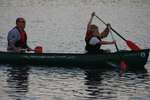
(7, 17, 32, 52)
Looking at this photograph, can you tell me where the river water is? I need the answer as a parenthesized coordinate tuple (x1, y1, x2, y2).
(0, 0, 150, 100)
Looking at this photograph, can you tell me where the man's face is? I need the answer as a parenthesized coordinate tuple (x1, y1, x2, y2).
(16, 18, 26, 29)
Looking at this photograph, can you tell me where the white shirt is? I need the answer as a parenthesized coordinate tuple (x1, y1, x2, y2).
(89, 37, 100, 45)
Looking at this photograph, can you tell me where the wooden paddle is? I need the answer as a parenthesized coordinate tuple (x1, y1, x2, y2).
(95, 14, 141, 51)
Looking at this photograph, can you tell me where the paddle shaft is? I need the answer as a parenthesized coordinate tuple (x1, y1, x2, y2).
(110, 30, 119, 51)
(20, 46, 43, 53)
(95, 15, 126, 41)
(95, 15, 120, 51)
(20, 49, 34, 52)
(94, 14, 127, 71)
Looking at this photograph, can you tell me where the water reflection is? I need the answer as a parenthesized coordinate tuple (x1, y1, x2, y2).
(83, 69, 117, 100)
(0, 65, 149, 100)
(84, 69, 103, 100)
(83, 68, 149, 100)
(6, 65, 30, 100)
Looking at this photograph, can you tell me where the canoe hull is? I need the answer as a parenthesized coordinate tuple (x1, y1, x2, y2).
(0, 49, 149, 69)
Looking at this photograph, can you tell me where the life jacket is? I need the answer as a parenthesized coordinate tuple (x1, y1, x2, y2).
(85, 30, 101, 52)
(15, 27, 27, 48)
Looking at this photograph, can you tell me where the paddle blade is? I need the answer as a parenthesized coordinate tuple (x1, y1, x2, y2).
(126, 40, 141, 51)
(34, 46, 43, 53)
(120, 61, 127, 71)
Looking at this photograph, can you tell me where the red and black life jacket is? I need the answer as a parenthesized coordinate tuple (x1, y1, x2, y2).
(15, 27, 27, 48)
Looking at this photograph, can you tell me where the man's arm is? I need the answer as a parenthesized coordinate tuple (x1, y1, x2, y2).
(7, 29, 20, 52)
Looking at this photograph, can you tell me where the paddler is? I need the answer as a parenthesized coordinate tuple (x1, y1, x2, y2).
(85, 12, 116, 53)
(7, 17, 33, 52)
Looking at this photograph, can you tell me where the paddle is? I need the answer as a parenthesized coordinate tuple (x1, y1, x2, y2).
(21, 46, 43, 53)
(109, 28, 127, 71)
(93, 13, 127, 71)
(94, 15, 141, 51)
(30, 46, 43, 53)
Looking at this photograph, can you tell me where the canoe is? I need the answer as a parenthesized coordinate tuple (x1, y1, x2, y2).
(0, 49, 149, 69)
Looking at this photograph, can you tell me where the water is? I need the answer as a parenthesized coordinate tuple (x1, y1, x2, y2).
(0, 66, 150, 100)
(0, 0, 150, 100)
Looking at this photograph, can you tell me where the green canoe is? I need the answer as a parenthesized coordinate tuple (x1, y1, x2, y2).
(0, 49, 149, 69)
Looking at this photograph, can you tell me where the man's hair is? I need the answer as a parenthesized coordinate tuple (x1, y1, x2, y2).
(16, 17, 25, 23)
